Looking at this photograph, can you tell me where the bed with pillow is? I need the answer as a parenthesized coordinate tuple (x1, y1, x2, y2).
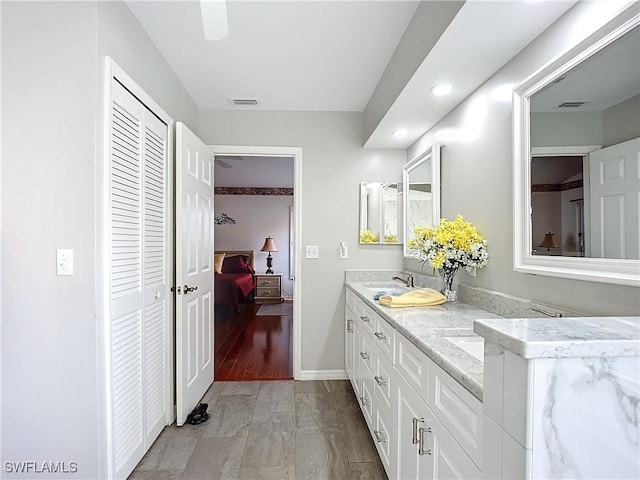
(214, 250, 256, 312)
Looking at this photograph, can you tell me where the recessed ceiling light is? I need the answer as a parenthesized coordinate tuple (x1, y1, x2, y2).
(392, 129, 408, 139)
(430, 84, 452, 97)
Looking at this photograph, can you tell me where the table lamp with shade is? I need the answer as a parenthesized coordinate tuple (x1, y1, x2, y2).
(539, 232, 559, 252)
(260, 236, 278, 274)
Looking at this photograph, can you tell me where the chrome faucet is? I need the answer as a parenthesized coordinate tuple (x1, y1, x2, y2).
(392, 273, 414, 288)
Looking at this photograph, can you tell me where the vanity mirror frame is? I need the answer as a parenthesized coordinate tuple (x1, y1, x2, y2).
(513, 9, 640, 287)
(403, 144, 441, 258)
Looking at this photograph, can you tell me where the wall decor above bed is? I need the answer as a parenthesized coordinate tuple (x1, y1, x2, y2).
(214, 212, 236, 225)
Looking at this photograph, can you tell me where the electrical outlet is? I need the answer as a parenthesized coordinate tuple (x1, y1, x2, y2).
(57, 249, 74, 276)
(305, 245, 319, 259)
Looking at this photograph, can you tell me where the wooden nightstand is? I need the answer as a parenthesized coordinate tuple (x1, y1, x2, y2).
(254, 273, 282, 304)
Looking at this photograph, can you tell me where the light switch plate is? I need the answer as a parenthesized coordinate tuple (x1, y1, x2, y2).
(305, 245, 319, 259)
(57, 249, 74, 276)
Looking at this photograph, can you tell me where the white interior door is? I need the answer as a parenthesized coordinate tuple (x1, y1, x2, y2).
(589, 137, 640, 259)
(175, 122, 214, 426)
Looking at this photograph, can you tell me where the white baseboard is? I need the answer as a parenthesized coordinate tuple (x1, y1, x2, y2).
(296, 369, 348, 381)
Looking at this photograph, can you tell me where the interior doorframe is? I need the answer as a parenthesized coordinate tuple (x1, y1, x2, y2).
(211, 145, 302, 379)
(97, 57, 175, 478)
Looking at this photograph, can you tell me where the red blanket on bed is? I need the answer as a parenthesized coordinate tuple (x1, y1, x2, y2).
(214, 272, 255, 310)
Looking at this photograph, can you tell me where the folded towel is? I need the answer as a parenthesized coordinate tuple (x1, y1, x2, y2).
(378, 288, 446, 308)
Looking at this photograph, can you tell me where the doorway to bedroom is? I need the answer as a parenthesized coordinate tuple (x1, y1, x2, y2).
(212, 150, 297, 381)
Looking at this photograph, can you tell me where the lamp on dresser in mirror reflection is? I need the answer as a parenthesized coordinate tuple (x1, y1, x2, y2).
(538, 232, 559, 254)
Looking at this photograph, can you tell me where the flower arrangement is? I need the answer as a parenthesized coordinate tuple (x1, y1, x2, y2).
(408, 215, 488, 297)
(360, 230, 378, 244)
(384, 234, 398, 244)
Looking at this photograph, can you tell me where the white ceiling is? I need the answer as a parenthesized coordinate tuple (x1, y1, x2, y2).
(126, 0, 578, 151)
(125, 0, 419, 111)
(214, 155, 294, 187)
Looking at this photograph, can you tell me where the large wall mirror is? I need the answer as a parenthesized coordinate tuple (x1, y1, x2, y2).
(403, 145, 441, 257)
(513, 8, 639, 286)
(359, 182, 401, 244)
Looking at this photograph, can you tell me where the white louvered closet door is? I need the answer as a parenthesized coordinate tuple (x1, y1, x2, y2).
(109, 80, 169, 479)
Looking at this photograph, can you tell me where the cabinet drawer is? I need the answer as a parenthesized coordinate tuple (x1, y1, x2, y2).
(346, 289, 365, 318)
(372, 313, 395, 363)
(373, 345, 395, 415)
(256, 287, 280, 298)
(396, 334, 430, 397)
(428, 362, 483, 467)
(256, 276, 280, 287)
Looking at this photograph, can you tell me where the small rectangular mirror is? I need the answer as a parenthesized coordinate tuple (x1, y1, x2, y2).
(359, 182, 401, 244)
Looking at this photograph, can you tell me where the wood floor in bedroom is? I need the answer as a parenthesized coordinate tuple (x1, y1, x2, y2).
(214, 302, 293, 381)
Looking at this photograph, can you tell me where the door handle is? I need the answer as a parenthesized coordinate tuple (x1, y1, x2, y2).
(183, 284, 198, 294)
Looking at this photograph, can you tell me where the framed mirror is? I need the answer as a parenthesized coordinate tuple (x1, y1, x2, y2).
(403, 145, 441, 257)
(359, 182, 401, 244)
(513, 9, 639, 286)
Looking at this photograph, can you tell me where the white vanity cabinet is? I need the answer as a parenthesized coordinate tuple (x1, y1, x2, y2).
(345, 286, 483, 480)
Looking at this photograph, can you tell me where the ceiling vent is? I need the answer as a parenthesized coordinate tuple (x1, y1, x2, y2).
(229, 98, 259, 106)
(558, 101, 587, 108)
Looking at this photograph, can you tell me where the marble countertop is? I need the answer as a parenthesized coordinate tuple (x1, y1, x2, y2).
(345, 281, 502, 401)
(474, 316, 640, 359)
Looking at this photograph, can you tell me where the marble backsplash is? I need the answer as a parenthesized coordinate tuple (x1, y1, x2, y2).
(347, 269, 582, 318)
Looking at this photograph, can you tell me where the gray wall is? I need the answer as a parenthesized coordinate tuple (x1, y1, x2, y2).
(1, 1, 198, 477)
(2, 3, 100, 478)
(198, 110, 405, 372)
(603, 94, 640, 147)
(406, 2, 639, 316)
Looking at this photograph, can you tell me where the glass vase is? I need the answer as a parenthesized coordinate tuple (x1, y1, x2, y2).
(439, 267, 459, 302)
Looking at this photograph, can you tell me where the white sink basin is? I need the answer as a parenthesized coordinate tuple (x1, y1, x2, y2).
(444, 336, 484, 362)
(361, 282, 408, 295)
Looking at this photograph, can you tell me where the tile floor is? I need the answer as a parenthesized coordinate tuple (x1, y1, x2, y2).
(130, 380, 387, 480)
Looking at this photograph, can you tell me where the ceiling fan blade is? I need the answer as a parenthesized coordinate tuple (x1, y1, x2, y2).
(201, 0, 229, 41)
(215, 159, 232, 169)
(215, 155, 244, 162)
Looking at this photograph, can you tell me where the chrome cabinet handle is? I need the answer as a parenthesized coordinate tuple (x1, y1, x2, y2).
(347, 318, 354, 333)
(360, 315, 371, 323)
(183, 284, 198, 294)
(412, 417, 424, 444)
(374, 331, 387, 340)
(418, 426, 432, 456)
(359, 395, 369, 407)
(374, 429, 385, 443)
(360, 352, 370, 360)
(374, 375, 386, 387)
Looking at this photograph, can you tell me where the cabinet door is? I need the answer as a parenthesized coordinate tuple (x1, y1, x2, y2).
(428, 410, 482, 480)
(397, 375, 432, 480)
(344, 306, 356, 388)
